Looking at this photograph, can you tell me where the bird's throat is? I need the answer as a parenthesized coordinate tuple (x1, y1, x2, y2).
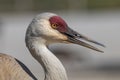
(27, 38, 68, 80)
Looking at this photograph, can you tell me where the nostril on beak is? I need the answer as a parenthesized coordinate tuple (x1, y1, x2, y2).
(74, 34, 78, 37)
(74, 34, 82, 38)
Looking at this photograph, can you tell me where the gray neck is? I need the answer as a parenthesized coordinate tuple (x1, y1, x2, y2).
(26, 37, 68, 80)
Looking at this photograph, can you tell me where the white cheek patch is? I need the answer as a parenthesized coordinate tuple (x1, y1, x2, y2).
(36, 19, 67, 40)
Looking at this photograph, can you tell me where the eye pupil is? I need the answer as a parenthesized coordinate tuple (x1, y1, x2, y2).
(53, 24, 56, 26)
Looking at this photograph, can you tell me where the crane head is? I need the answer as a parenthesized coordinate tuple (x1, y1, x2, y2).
(27, 12, 105, 53)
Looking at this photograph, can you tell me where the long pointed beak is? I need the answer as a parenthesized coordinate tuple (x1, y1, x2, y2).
(63, 27, 105, 53)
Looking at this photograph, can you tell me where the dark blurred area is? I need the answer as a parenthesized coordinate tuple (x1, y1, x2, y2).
(0, 0, 120, 80)
(0, 0, 120, 12)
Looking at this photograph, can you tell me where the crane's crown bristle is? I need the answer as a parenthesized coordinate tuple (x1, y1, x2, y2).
(49, 15, 68, 33)
(34, 12, 68, 33)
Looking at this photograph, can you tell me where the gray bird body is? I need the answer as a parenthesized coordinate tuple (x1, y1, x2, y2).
(0, 53, 36, 80)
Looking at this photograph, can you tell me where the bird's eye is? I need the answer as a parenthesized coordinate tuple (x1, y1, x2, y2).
(51, 23, 58, 29)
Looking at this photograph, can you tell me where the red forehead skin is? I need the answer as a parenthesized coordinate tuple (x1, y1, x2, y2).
(49, 16, 68, 33)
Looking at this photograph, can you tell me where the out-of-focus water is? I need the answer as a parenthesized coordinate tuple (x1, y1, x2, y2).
(0, 11, 120, 80)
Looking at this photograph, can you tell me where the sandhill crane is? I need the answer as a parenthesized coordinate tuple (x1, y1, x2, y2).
(0, 12, 104, 80)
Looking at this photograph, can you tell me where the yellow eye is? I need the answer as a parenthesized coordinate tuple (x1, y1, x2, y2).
(51, 23, 57, 29)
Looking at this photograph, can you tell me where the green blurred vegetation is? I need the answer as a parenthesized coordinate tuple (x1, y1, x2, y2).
(0, 0, 120, 12)
(0, 0, 15, 11)
(88, 0, 120, 9)
(33, 0, 69, 11)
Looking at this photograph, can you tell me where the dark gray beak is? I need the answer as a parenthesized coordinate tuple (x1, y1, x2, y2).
(63, 27, 105, 53)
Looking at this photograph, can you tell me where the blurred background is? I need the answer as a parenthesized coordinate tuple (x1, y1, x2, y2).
(0, 0, 120, 80)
